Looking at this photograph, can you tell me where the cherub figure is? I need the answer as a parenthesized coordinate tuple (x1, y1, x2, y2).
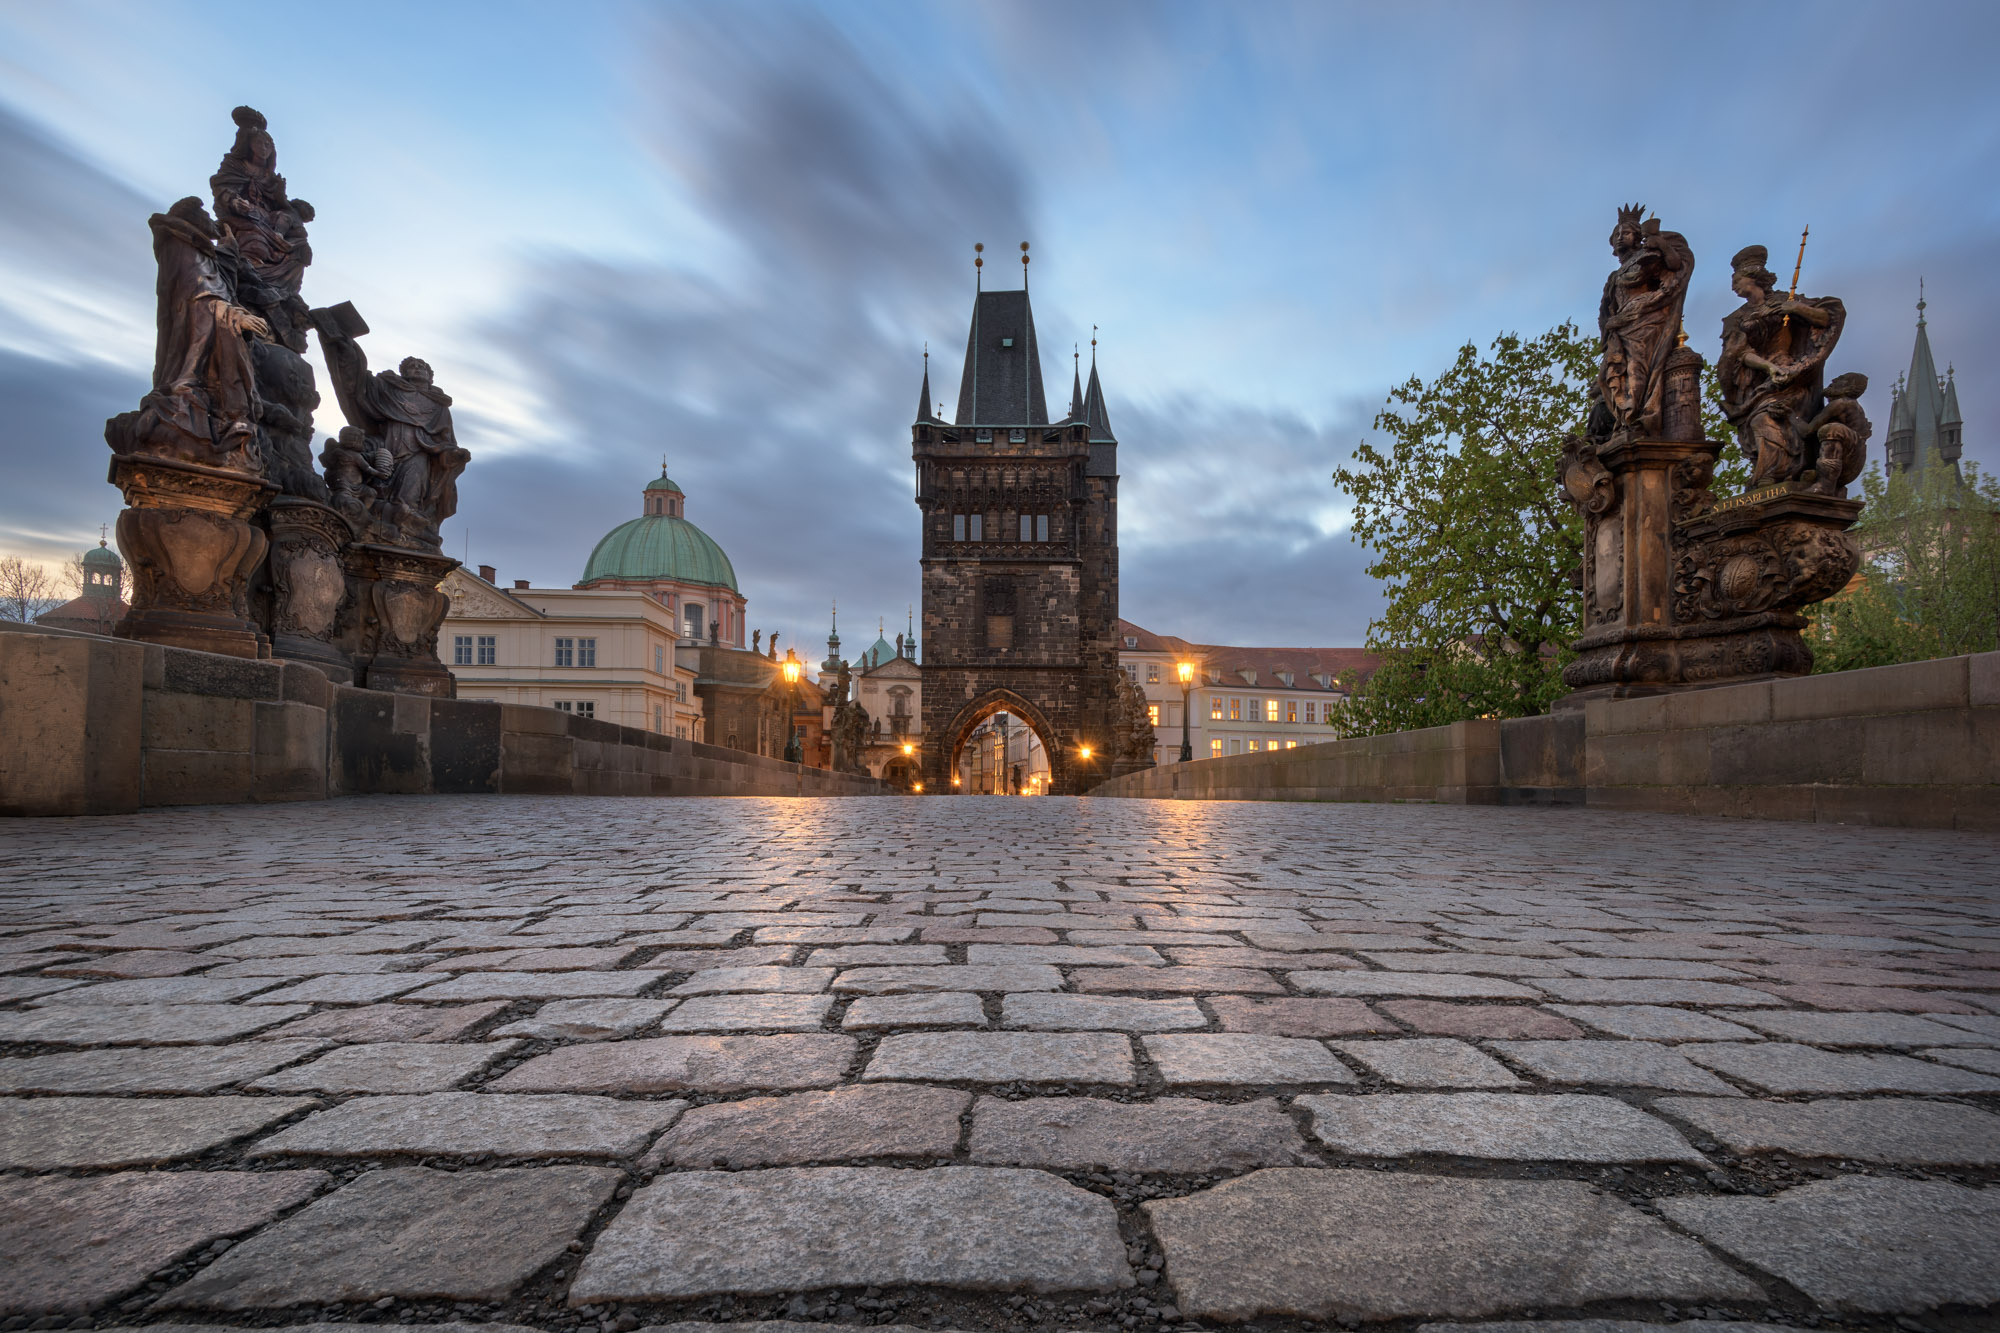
(320, 426, 390, 526)
(1802, 372, 1871, 497)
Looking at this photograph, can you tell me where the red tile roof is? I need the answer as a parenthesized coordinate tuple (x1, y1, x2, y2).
(1118, 619, 1378, 693)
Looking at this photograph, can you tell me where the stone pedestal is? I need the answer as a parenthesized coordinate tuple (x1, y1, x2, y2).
(265, 498, 356, 683)
(349, 544, 458, 698)
(108, 453, 275, 659)
(1564, 442, 1861, 700)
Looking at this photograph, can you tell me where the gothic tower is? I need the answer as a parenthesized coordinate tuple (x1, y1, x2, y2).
(1885, 287, 1967, 481)
(912, 262, 1128, 795)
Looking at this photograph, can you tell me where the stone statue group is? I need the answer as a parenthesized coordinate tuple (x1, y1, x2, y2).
(1559, 205, 1872, 694)
(101, 107, 469, 690)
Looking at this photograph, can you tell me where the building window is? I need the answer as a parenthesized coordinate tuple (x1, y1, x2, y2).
(654, 705, 663, 732)
(1248, 739, 1262, 752)
(1286, 739, 1298, 749)
(655, 644, 665, 673)
(477, 635, 496, 665)
(453, 635, 472, 665)
(1265, 699, 1281, 722)
(970, 513, 984, 541)
(1146, 663, 1160, 684)
(954, 514, 966, 542)
(1229, 697, 1242, 721)
(1229, 738, 1242, 755)
(1305, 701, 1317, 724)
(1286, 700, 1298, 724)
(1210, 697, 1224, 720)
(683, 605, 704, 639)
(1036, 514, 1049, 542)
(576, 638, 596, 668)
(1020, 514, 1033, 542)
(554, 638, 574, 667)
(553, 700, 573, 713)
(1009, 428, 1027, 442)
(676, 724, 688, 739)
(575, 701, 595, 719)
(976, 429, 993, 442)
(1147, 703, 1160, 726)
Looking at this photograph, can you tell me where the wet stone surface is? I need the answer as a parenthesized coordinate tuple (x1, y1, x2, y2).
(2, 794, 1997, 1330)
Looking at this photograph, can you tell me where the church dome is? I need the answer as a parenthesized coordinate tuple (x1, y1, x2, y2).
(579, 470, 738, 591)
(82, 541, 122, 571)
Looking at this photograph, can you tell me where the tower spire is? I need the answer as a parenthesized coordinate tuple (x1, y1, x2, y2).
(1083, 327, 1115, 443)
(915, 343, 934, 424)
(1069, 344, 1083, 421)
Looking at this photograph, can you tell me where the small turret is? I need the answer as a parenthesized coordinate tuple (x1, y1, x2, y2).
(1940, 366, 1964, 462)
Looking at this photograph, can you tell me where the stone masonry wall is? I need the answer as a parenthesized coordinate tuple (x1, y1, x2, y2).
(0, 626, 883, 817)
(1088, 650, 2000, 832)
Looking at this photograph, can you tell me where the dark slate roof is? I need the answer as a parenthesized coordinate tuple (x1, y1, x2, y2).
(1083, 360, 1115, 444)
(1117, 619, 1380, 692)
(915, 358, 936, 425)
(954, 290, 1048, 426)
(1905, 308, 1945, 467)
(1067, 360, 1084, 422)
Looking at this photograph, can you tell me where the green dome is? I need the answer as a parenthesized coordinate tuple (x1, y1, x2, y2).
(581, 514, 737, 591)
(82, 542, 122, 569)
(644, 474, 684, 493)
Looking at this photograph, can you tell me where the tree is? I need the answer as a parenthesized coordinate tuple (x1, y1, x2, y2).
(0, 556, 63, 622)
(1327, 324, 1595, 736)
(1805, 456, 2000, 671)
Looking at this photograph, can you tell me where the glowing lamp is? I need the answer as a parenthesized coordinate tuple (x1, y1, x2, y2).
(1079, 745, 1093, 760)
(913, 782, 923, 793)
(902, 742, 914, 756)
(1177, 661, 1194, 685)
(781, 658, 801, 685)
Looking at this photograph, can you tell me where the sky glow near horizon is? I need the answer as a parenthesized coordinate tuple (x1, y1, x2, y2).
(2, 0, 1995, 648)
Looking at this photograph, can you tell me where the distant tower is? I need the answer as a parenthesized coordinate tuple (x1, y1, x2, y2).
(912, 247, 1127, 795)
(1885, 287, 1966, 480)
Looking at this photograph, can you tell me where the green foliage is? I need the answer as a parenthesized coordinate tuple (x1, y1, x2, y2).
(1327, 324, 1595, 737)
(1806, 456, 2000, 672)
(1702, 366, 1753, 497)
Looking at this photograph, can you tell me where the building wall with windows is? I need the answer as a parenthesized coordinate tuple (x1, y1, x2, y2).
(440, 569, 704, 738)
(1115, 619, 1379, 765)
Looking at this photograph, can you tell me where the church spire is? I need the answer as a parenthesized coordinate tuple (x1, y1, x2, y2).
(1068, 345, 1083, 422)
(1083, 328, 1115, 443)
(915, 344, 935, 424)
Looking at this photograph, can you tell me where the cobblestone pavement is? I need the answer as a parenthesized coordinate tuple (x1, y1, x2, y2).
(3, 796, 1999, 1333)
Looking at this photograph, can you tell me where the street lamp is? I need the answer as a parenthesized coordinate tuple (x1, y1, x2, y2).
(1176, 660, 1195, 763)
(780, 651, 802, 763)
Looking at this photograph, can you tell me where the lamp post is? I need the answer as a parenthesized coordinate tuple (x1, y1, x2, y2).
(780, 651, 802, 763)
(1176, 660, 1195, 763)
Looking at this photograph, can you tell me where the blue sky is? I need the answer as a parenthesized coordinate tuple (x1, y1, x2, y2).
(3, 0, 1995, 648)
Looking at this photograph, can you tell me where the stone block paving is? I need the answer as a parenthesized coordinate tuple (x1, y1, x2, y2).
(2, 796, 1999, 1332)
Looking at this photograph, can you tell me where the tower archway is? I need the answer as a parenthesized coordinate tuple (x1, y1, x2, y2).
(934, 689, 1073, 795)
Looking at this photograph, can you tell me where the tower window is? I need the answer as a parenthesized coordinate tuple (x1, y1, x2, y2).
(1019, 514, 1033, 542)
(970, 514, 984, 541)
(1009, 429, 1026, 443)
(954, 514, 966, 542)
(1036, 514, 1048, 542)
(976, 430, 993, 442)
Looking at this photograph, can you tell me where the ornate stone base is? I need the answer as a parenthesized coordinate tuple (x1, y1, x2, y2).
(265, 498, 356, 683)
(108, 453, 275, 659)
(1561, 610, 1815, 703)
(349, 543, 458, 698)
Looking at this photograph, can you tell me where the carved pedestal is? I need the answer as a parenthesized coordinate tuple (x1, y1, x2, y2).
(108, 453, 275, 658)
(1564, 441, 1861, 699)
(348, 544, 458, 697)
(265, 498, 356, 683)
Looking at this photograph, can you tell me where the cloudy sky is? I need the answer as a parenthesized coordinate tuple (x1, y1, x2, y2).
(3, 0, 1995, 649)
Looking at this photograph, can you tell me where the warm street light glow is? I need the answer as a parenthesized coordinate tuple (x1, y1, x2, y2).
(781, 658, 800, 684)
(902, 742, 914, 756)
(913, 782, 924, 792)
(1079, 745, 1093, 760)
(952, 774, 961, 785)
(1177, 660, 1194, 685)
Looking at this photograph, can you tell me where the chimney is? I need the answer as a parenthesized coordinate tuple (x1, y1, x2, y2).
(478, 564, 496, 583)
(513, 580, 529, 590)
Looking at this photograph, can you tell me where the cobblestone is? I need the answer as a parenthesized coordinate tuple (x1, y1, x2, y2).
(3, 795, 1997, 1328)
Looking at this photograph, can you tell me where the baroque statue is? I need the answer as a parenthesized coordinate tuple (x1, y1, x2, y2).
(1559, 209, 1866, 699)
(311, 303, 471, 553)
(1585, 204, 1695, 449)
(1717, 244, 1854, 490)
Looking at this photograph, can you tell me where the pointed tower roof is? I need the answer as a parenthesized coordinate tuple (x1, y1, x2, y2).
(1068, 350, 1084, 423)
(1941, 366, 1962, 429)
(1889, 374, 1914, 435)
(954, 290, 1048, 426)
(1083, 359, 1115, 444)
(1905, 291, 1946, 469)
(915, 348, 936, 424)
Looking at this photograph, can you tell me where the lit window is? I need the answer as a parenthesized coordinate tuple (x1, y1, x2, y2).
(1147, 704, 1160, 726)
(1285, 739, 1298, 749)
(554, 638, 574, 667)
(1305, 701, 1317, 724)
(575, 701, 595, 719)
(954, 514, 966, 542)
(1265, 699, 1280, 722)
(578, 638, 597, 668)
(1286, 700, 1298, 724)
(1036, 514, 1049, 542)
(1210, 697, 1224, 720)
(1210, 738, 1223, 758)
(1020, 514, 1033, 542)
(452, 635, 472, 666)
(970, 514, 984, 541)
(1146, 663, 1160, 684)
(1248, 739, 1262, 752)
(1229, 697, 1242, 721)
(477, 635, 496, 665)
